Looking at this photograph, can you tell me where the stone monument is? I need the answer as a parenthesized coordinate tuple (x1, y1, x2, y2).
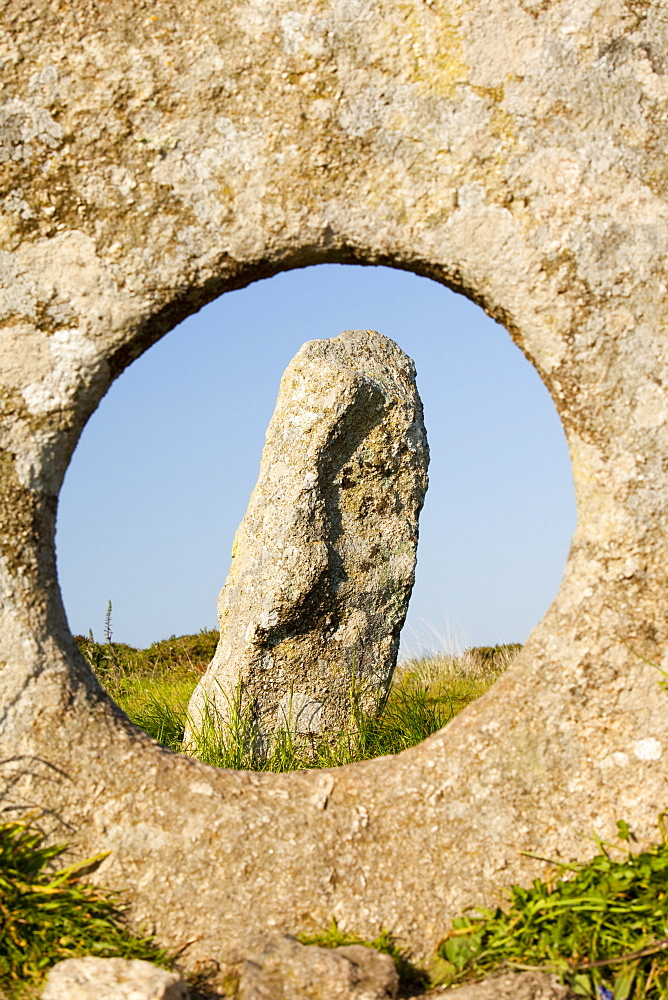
(1, 0, 668, 979)
(185, 330, 429, 747)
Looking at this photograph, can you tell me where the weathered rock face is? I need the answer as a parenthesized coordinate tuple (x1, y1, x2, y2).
(428, 971, 575, 1000)
(185, 330, 428, 745)
(237, 934, 399, 1000)
(40, 957, 189, 1000)
(3, 0, 668, 984)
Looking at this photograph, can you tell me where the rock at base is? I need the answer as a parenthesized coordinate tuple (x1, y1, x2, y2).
(434, 970, 576, 999)
(238, 933, 399, 1000)
(185, 330, 429, 747)
(40, 957, 189, 1000)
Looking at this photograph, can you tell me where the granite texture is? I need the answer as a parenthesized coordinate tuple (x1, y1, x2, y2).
(40, 957, 188, 1000)
(1, 0, 668, 976)
(237, 935, 398, 1000)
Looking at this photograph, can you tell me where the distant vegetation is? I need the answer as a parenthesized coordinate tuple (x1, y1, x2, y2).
(73, 629, 521, 770)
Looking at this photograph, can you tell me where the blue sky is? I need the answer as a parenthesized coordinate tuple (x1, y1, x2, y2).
(56, 264, 576, 655)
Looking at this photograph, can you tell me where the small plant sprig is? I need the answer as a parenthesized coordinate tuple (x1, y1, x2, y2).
(76, 602, 129, 681)
(104, 599, 113, 645)
(432, 820, 668, 1000)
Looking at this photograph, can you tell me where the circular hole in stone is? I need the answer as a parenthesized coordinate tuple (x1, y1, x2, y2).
(56, 263, 576, 760)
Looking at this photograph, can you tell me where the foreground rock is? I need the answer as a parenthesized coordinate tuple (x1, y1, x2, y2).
(41, 957, 189, 1000)
(185, 330, 429, 746)
(237, 934, 399, 1000)
(434, 970, 575, 999)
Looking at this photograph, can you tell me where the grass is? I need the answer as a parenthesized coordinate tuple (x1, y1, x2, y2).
(298, 823, 668, 1000)
(0, 617, 521, 997)
(74, 630, 520, 771)
(431, 821, 668, 1000)
(0, 819, 168, 999)
(75, 628, 218, 753)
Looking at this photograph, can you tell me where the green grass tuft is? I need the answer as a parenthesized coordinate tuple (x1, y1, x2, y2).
(0, 819, 167, 997)
(432, 824, 668, 999)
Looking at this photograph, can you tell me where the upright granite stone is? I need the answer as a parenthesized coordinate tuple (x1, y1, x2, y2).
(185, 330, 429, 744)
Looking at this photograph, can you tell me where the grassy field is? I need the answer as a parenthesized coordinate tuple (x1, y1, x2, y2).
(74, 630, 521, 769)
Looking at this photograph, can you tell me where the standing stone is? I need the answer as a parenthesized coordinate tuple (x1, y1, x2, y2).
(184, 330, 429, 747)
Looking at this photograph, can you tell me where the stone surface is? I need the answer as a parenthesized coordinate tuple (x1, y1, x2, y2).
(2, 0, 668, 983)
(432, 972, 574, 1000)
(40, 957, 189, 1000)
(185, 330, 428, 744)
(237, 934, 398, 1000)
